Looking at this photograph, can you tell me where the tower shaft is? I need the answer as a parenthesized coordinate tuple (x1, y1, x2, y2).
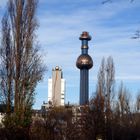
(80, 69, 89, 105)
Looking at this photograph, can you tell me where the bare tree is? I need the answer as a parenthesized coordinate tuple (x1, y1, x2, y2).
(0, 13, 14, 114)
(135, 92, 140, 112)
(88, 56, 115, 140)
(105, 56, 115, 112)
(0, 0, 45, 127)
(131, 30, 140, 39)
(112, 82, 136, 140)
(101, 0, 139, 40)
(118, 82, 131, 116)
(102, 0, 135, 4)
(96, 56, 115, 113)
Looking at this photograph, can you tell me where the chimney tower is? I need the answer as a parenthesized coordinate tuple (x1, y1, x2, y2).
(76, 32, 93, 105)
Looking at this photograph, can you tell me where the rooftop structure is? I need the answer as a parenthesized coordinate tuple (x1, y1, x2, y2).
(48, 66, 65, 106)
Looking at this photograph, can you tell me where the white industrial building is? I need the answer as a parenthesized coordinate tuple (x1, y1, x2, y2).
(48, 66, 65, 106)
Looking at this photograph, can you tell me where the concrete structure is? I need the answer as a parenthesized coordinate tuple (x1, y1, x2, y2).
(48, 66, 65, 106)
(76, 32, 93, 105)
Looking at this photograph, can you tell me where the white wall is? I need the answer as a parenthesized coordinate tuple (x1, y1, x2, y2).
(48, 79, 52, 102)
(61, 79, 65, 106)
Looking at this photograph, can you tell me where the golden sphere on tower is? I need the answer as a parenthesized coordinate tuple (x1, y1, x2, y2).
(76, 54, 93, 69)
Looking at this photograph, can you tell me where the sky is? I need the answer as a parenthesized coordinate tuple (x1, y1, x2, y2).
(0, 0, 140, 109)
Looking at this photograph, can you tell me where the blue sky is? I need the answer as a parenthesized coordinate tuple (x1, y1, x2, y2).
(0, 0, 140, 109)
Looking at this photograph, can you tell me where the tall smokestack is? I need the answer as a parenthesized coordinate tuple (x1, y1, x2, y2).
(76, 32, 93, 105)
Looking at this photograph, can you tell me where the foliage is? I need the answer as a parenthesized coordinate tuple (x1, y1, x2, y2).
(0, 0, 45, 128)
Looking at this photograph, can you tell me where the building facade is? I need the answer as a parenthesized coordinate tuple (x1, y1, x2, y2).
(48, 66, 65, 106)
